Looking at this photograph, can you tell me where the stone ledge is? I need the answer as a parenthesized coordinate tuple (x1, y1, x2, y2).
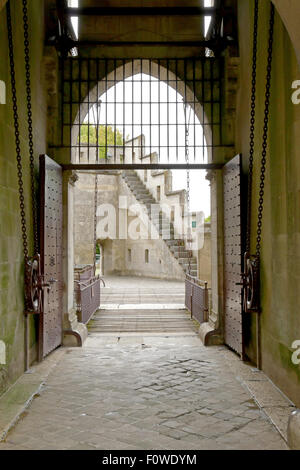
(221, 348, 296, 445)
(0, 348, 66, 442)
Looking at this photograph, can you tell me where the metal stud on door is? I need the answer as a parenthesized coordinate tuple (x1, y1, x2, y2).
(39, 155, 63, 361)
(223, 154, 244, 357)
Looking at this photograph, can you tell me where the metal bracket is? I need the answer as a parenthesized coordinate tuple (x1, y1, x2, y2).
(25, 254, 51, 315)
(237, 252, 260, 313)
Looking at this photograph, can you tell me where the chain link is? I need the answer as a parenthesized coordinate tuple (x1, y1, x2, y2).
(93, 174, 98, 275)
(6, 1, 30, 308)
(92, 103, 101, 275)
(246, 0, 259, 254)
(255, 3, 275, 258)
(22, 0, 38, 255)
(6, 1, 29, 263)
(184, 101, 192, 275)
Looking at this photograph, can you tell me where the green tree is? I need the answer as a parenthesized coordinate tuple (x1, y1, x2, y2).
(80, 124, 125, 159)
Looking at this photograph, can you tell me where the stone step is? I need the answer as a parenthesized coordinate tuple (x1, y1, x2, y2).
(128, 183, 146, 191)
(159, 226, 175, 233)
(123, 170, 197, 276)
(126, 181, 145, 189)
(182, 264, 197, 271)
(171, 250, 193, 259)
(185, 271, 198, 277)
(127, 179, 143, 185)
(124, 174, 137, 179)
(160, 226, 175, 234)
(152, 221, 173, 229)
(133, 190, 149, 196)
(166, 239, 185, 246)
(171, 246, 192, 254)
(178, 258, 197, 265)
(139, 197, 155, 204)
(181, 265, 198, 273)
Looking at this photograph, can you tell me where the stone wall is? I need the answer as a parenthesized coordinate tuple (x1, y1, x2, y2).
(236, 0, 300, 407)
(74, 171, 186, 281)
(0, 0, 47, 394)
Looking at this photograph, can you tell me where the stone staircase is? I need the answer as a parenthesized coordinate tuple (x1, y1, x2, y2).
(122, 170, 197, 277)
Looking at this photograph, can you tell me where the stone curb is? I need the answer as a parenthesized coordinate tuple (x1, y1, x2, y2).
(222, 349, 296, 444)
(287, 409, 300, 450)
(0, 348, 66, 442)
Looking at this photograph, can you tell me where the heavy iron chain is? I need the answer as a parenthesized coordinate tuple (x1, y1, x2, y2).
(93, 173, 98, 275)
(6, 0, 39, 312)
(184, 101, 192, 276)
(255, 2, 275, 259)
(6, 1, 29, 268)
(22, 0, 38, 255)
(92, 101, 101, 275)
(246, 0, 259, 254)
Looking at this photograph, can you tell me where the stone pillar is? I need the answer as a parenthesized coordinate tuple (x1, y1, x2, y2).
(287, 410, 300, 450)
(62, 171, 88, 347)
(199, 170, 224, 345)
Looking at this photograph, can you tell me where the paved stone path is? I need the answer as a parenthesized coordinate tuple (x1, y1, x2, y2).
(0, 336, 288, 449)
(100, 276, 185, 305)
(0, 277, 289, 450)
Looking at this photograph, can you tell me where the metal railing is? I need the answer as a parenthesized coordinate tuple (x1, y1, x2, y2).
(185, 274, 209, 324)
(74, 265, 104, 324)
(74, 276, 103, 324)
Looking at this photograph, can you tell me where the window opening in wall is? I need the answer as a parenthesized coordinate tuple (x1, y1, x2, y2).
(95, 243, 102, 275)
(145, 249, 149, 264)
(128, 248, 132, 263)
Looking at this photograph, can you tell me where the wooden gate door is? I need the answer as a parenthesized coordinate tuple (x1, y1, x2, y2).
(223, 154, 245, 357)
(39, 155, 63, 361)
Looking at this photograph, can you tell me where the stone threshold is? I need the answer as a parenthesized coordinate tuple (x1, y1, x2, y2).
(88, 332, 198, 338)
(222, 348, 296, 443)
(0, 348, 66, 442)
(100, 304, 186, 310)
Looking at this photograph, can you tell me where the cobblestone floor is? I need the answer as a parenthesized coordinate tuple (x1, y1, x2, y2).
(0, 275, 289, 450)
(0, 333, 288, 450)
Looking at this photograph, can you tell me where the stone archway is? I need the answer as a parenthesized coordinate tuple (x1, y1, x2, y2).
(272, 0, 300, 67)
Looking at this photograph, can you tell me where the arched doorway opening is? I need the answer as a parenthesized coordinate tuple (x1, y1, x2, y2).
(68, 58, 218, 329)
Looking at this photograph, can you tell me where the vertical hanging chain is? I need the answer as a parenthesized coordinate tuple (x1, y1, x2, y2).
(93, 173, 98, 275)
(184, 101, 192, 275)
(92, 102, 101, 275)
(6, 1, 29, 265)
(255, 3, 275, 258)
(246, 0, 259, 254)
(22, 0, 38, 255)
